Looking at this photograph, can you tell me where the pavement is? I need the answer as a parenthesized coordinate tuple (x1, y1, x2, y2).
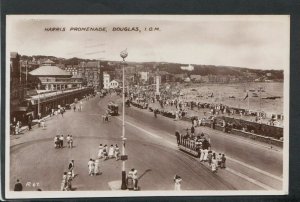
(9, 93, 283, 191)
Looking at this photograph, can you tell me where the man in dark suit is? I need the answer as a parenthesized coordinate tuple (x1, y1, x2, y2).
(14, 179, 23, 191)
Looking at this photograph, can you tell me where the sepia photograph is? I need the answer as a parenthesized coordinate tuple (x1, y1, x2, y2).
(5, 15, 289, 198)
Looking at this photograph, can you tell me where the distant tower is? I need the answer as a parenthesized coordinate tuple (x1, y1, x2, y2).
(156, 75, 160, 95)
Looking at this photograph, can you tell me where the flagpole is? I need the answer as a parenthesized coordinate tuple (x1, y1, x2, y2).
(247, 90, 250, 111)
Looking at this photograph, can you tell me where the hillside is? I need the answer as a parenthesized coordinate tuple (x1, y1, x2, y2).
(19, 55, 283, 80)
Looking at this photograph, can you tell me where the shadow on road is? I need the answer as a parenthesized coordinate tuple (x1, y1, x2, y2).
(138, 169, 152, 181)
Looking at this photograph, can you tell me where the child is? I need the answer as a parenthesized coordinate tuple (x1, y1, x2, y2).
(60, 172, 67, 191)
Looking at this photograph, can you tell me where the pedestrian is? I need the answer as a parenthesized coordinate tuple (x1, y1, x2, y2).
(193, 119, 197, 127)
(15, 121, 20, 135)
(61, 109, 64, 117)
(108, 144, 115, 159)
(66, 171, 73, 191)
(103, 145, 108, 160)
(220, 154, 226, 169)
(202, 138, 209, 161)
(88, 159, 95, 176)
(174, 175, 182, 191)
(175, 131, 181, 145)
(61, 172, 67, 191)
(12, 117, 17, 135)
(59, 135, 64, 148)
(73, 105, 76, 112)
(131, 168, 138, 190)
(154, 109, 158, 118)
(66, 135, 71, 148)
(175, 110, 179, 121)
(114, 144, 120, 160)
(40, 118, 46, 129)
(207, 150, 213, 166)
(14, 179, 23, 191)
(80, 101, 83, 111)
(198, 118, 202, 126)
(98, 144, 104, 159)
(68, 160, 75, 177)
(94, 159, 101, 175)
(211, 153, 218, 173)
(69, 135, 73, 148)
(28, 116, 32, 130)
(217, 153, 222, 167)
(127, 169, 134, 190)
(54, 136, 59, 148)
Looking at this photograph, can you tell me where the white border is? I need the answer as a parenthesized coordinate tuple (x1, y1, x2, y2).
(5, 15, 290, 199)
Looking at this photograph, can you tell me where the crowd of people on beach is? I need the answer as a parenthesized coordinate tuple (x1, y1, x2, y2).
(128, 84, 282, 126)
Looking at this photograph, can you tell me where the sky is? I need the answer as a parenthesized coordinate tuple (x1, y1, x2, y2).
(7, 15, 290, 70)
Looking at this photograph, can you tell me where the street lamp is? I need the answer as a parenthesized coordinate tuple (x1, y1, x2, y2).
(120, 49, 128, 190)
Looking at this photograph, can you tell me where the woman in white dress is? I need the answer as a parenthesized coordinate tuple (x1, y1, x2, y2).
(108, 145, 115, 159)
(98, 144, 104, 159)
(174, 175, 182, 190)
(94, 159, 101, 175)
(211, 153, 218, 173)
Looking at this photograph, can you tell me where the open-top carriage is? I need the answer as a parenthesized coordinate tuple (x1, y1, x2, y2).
(176, 132, 211, 158)
(108, 102, 119, 116)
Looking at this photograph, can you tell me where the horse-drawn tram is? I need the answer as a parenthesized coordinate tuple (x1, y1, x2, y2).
(107, 102, 119, 116)
(178, 139, 200, 157)
(176, 131, 211, 158)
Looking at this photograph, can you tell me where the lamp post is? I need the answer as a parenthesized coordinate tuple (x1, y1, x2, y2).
(120, 49, 128, 190)
(37, 84, 41, 119)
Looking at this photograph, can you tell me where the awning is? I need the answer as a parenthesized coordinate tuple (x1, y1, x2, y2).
(15, 106, 29, 112)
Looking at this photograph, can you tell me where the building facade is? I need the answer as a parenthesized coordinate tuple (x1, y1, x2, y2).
(139, 71, 149, 82)
(103, 73, 110, 89)
(29, 60, 82, 91)
(79, 61, 101, 88)
(109, 80, 119, 89)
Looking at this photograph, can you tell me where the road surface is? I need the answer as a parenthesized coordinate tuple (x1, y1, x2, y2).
(9, 93, 283, 191)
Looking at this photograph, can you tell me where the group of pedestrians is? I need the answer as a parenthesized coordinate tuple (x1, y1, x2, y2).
(87, 158, 101, 176)
(54, 135, 73, 149)
(97, 144, 120, 160)
(208, 152, 226, 173)
(61, 160, 75, 191)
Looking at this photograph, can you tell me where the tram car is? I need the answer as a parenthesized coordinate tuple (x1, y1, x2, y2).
(177, 137, 200, 158)
(108, 102, 119, 116)
(176, 133, 211, 158)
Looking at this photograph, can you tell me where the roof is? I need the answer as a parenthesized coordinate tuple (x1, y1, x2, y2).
(29, 65, 72, 77)
(42, 59, 55, 64)
(71, 74, 83, 79)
